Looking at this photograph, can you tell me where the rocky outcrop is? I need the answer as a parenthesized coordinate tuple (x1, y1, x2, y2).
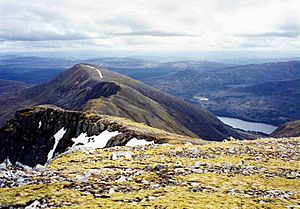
(0, 105, 203, 167)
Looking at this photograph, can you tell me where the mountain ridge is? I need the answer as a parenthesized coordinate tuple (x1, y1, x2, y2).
(0, 105, 204, 167)
(0, 63, 243, 140)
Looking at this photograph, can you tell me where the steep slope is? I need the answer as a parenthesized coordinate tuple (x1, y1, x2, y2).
(0, 63, 242, 140)
(270, 120, 300, 138)
(0, 105, 203, 167)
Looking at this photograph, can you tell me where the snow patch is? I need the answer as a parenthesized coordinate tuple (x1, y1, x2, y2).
(126, 138, 154, 146)
(35, 164, 46, 170)
(15, 162, 32, 171)
(25, 200, 40, 209)
(71, 130, 120, 150)
(96, 69, 103, 78)
(47, 128, 66, 162)
(0, 159, 12, 169)
(84, 64, 103, 78)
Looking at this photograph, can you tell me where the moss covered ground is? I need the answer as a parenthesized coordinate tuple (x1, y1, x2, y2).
(0, 137, 299, 208)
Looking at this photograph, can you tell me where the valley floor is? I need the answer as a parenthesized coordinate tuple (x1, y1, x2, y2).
(0, 137, 299, 208)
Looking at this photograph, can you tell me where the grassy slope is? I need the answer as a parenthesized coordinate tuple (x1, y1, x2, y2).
(0, 137, 299, 208)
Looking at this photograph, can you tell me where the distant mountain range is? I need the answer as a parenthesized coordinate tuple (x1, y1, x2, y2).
(0, 63, 244, 141)
(141, 61, 300, 126)
(0, 56, 299, 126)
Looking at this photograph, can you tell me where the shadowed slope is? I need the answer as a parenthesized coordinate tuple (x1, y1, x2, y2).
(270, 120, 300, 138)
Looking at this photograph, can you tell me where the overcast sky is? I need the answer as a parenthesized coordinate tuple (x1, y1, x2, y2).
(0, 0, 299, 56)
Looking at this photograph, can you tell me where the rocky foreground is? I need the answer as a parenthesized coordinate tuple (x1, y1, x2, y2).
(0, 137, 299, 208)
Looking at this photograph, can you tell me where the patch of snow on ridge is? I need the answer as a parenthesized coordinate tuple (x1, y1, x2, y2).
(193, 96, 209, 101)
(15, 162, 32, 171)
(96, 69, 103, 78)
(71, 130, 120, 150)
(126, 138, 154, 146)
(84, 64, 103, 78)
(0, 159, 12, 169)
(47, 128, 66, 161)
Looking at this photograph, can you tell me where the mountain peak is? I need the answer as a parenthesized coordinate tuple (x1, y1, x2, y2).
(72, 63, 104, 79)
(0, 63, 247, 140)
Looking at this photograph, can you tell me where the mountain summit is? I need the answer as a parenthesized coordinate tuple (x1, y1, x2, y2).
(0, 64, 242, 140)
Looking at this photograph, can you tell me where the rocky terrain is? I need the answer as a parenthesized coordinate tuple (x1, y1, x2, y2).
(0, 105, 203, 167)
(0, 137, 299, 208)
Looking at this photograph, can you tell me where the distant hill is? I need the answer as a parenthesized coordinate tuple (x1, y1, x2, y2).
(270, 120, 300, 138)
(0, 56, 77, 84)
(0, 79, 31, 97)
(141, 61, 300, 126)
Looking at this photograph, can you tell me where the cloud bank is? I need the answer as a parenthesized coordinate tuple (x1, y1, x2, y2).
(0, 0, 299, 53)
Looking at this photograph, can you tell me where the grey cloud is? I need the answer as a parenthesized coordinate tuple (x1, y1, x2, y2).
(277, 15, 300, 33)
(0, 33, 90, 42)
(236, 14, 300, 39)
(0, 30, 196, 42)
(235, 31, 299, 38)
(109, 31, 199, 37)
(102, 16, 151, 31)
(238, 41, 272, 48)
(103, 15, 198, 37)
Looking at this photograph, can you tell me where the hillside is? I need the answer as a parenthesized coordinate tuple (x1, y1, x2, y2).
(142, 61, 300, 125)
(0, 79, 30, 97)
(0, 137, 299, 208)
(0, 63, 243, 141)
(270, 120, 300, 138)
